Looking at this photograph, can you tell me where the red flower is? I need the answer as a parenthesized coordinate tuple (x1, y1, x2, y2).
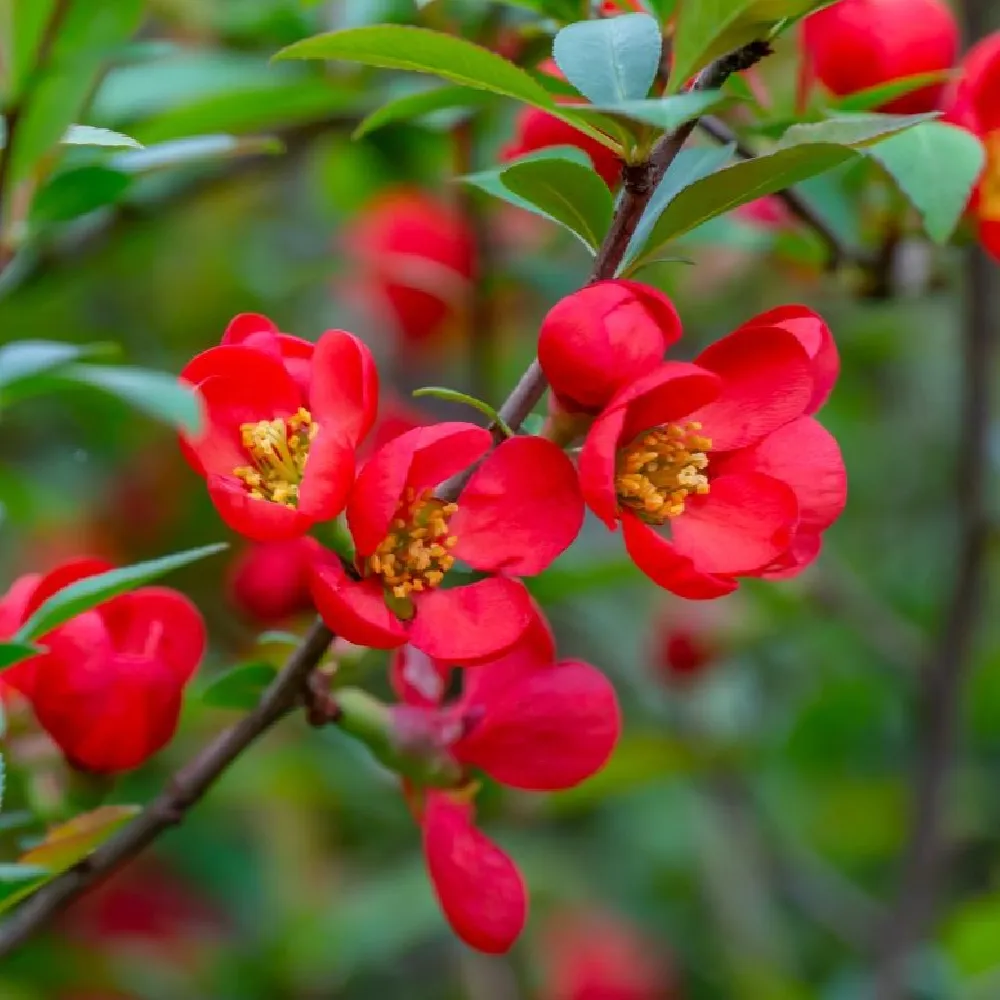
(944, 33, 1000, 261)
(736, 196, 793, 230)
(310, 423, 584, 661)
(393, 602, 620, 952)
(658, 625, 714, 681)
(579, 307, 846, 598)
(180, 314, 377, 542)
(3, 559, 205, 773)
(801, 0, 958, 114)
(227, 537, 322, 624)
(502, 107, 623, 190)
(542, 909, 677, 1000)
(538, 281, 682, 413)
(346, 188, 477, 348)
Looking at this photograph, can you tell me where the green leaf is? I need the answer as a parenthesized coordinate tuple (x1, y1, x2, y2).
(552, 14, 662, 106)
(60, 124, 142, 149)
(0, 864, 51, 914)
(587, 90, 728, 130)
(15, 543, 227, 643)
(830, 70, 955, 113)
(201, 662, 278, 710)
(0, 642, 41, 671)
(273, 25, 614, 148)
(0, 340, 101, 390)
(110, 135, 284, 174)
(412, 386, 514, 437)
(30, 165, 131, 225)
(0, 0, 55, 104)
(777, 112, 938, 149)
(56, 363, 204, 434)
(20, 805, 139, 871)
(862, 121, 985, 243)
(353, 84, 495, 139)
(8, 0, 145, 184)
(623, 142, 736, 270)
(500, 155, 615, 252)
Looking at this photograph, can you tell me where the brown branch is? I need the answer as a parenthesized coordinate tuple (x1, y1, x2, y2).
(0, 620, 335, 959)
(697, 114, 871, 271)
(874, 245, 996, 999)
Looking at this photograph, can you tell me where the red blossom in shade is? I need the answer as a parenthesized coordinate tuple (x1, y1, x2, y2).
(3, 560, 205, 773)
(579, 308, 847, 598)
(943, 33, 1000, 261)
(736, 196, 793, 231)
(392, 603, 620, 953)
(345, 188, 477, 348)
(310, 423, 584, 662)
(227, 537, 322, 624)
(179, 315, 378, 542)
(538, 281, 683, 414)
(502, 108, 623, 190)
(542, 909, 678, 1000)
(658, 625, 714, 681)
(801, 0, 958, 114)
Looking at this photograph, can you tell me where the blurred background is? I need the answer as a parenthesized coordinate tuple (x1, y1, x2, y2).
(2, 1, 1000, 998)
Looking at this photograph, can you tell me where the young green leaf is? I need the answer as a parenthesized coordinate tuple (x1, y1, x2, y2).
(0, 340, 108, 390)
(0, 865, 51, 915)
(30, 166, 132, 225)
(586, 90, 729, 131)
(353, 85, 495, 140)
(110, 135, 284, 174)
(830, 70, 955, 113)
(61, 124, 142, 149)
(863, 121, 985, 243)
(15, 542, 227, 643)
(777, 112, 938, 150)
(552, 14, 662, 106)
(0, 642, 41, 671)
(201, 662, 279, 710)
(412, 387, 514, 437)
(57, 363, 204, 434)
(274, 25, 615, 149)
(500, 156, 615, 252)
(19, 805, 140, 871)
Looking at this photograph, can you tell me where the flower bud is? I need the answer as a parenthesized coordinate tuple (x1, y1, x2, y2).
(538, 280, 681, 413)
(227, 537, 322, 624)
(801, 0, 959, 114)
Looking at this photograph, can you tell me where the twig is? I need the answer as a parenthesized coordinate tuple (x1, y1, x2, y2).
(0, 620, 335, 958)
(874, 245, 996, 999)
(697, 114, 870, 270)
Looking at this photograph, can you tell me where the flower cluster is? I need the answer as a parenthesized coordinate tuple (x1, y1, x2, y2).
(540, 283, 846, 598)
(0, 559, 205, 773)
(390, 602, 620, 952)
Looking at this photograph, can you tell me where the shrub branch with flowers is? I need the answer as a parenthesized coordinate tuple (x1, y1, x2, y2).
(0, 0, 997, 996)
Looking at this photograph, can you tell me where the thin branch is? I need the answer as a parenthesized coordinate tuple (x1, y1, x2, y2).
(0, 620, 335, 959)
(874, 245, 996, 999)
(697, 114, 870, 270)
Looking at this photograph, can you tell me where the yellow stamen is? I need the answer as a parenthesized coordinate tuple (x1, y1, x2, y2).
(233, 407, 318, 507)
(367, 488, 458, 599)
(615, 421, 711, 524)
(982, 131, 1000, 221)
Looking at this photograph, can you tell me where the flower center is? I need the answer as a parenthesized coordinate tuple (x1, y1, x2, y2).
(233, 407, 318, 507)
(615, 421, 711, 524)
(982, 131, 1000, 221)
(367, 487, 459, 599)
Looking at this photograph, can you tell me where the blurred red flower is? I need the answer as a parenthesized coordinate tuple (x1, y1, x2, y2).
(1, 559, 205, 773)
(658, 624, 714, 682)
(310, 423, 583, 661)
(801, 0, 958, 114)
(346, 188, 477, 348)
(539, 280, 682, 414)
(392, 602, 620, 952)
(227, 536, 322, 624)
(579, 304, 846, 597)
(179, 313, 377, 541)
(542, 909, 677, 1000)
(944, 32, 1000, 261)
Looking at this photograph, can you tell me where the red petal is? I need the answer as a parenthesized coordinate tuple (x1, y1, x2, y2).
(98, 588, 206, 682)
(578, 403, 628, 529)
(391, 645, 452, 707)
(347, 424, 492, 557)
(689, 327, 813, 452)
(672, 472, 798, 575)
(207, 476, 313, 541)
(621, 512, 737, 599)
(451, 437, 584, 575)
(408, 578, 533, 663)
(739, 305, 838, 413)
(714, 417, 846, 531)
(422, 792, 527, 954)
(0, 573, 41, 637)
(310, 559, 408, 649)
(982, 218, 1000, 262)
(276, 334, 316, 399)
(297, 430, 355, 522)
(23, 558, 115, 622)
(455, 659, 620, 791)
(761, 528, 823, 580)
(309, 330, 379, 447)
(222, 313, 279, 346)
